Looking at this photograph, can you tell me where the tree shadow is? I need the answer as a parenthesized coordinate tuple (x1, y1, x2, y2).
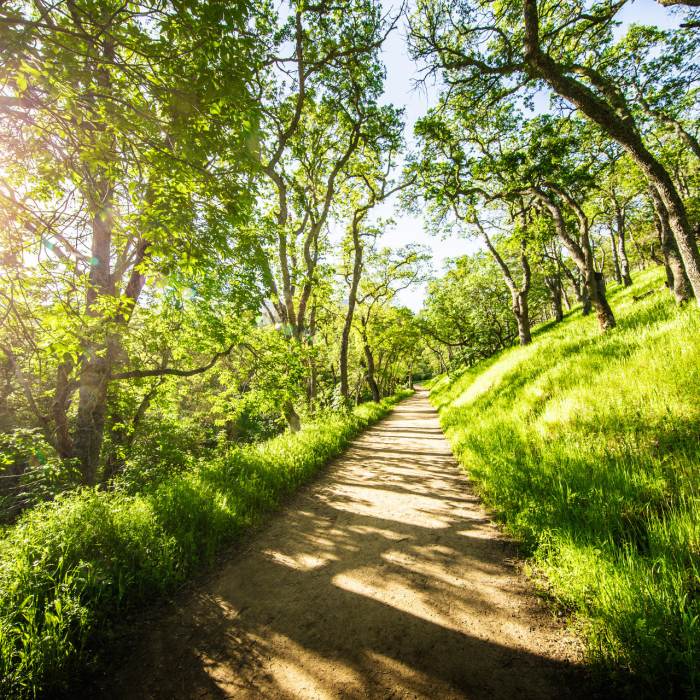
(95, 394, 597, 700)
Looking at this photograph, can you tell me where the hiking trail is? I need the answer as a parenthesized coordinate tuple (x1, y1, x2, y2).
(106, 390, 588, 699)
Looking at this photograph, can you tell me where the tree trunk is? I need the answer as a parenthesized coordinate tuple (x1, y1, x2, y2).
(306, 304, 318, 406)
(363, 342, 380, 403)
(74, 177, 115, 484)
(554, 256, 573, 310)
(660, 255, 676, 295)
(618, 234, 633, 287)
(479, 223, 531, 346)
(307, 360, 317, 406)
(52, 354, 75, 458)
(609, 227, 622, 284)
(592, 272, 615, 330)
(283, 400, 301, 433)
(567, 213, 614, 329)
(650, 187, 691, 304)
(561, 283, 572, 310)
(581, 284, 592, 315)
(544, 276, 564, 322)
(339, 314, 354, 400)
(615, 207, 632, 287)
(340, 218, 363, 400)
(627, 228, 646, 267)
(531, 186, 611, 328)
(513, 291, 532, 345)
(660, 218, 692, 305)
(74, 353, 111, 485)
(72, 28, 118, 485)
(560, 262, 585, 312)
(607, 112, 699, 299)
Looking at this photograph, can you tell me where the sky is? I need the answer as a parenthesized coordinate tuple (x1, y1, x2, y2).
(375, 0, 684, 311)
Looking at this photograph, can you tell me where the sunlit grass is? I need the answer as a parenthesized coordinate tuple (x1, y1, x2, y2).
(0, 390, 411, 698)
(431, 267, 700, 697)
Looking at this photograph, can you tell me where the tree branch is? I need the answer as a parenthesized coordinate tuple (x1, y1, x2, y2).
(110, 342, 254, 380)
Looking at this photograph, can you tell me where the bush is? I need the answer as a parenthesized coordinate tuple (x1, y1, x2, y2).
(0, 429, 81, 523)
(0, 391, 410, 698)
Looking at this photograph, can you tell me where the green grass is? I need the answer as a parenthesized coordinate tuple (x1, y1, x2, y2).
(0, 390, 411, 698)
(431, 267, 699, 698)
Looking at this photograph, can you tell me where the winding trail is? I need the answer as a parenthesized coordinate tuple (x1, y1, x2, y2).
(107, 390, 588, 699)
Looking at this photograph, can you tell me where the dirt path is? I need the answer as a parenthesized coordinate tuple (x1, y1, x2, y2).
(106, 391, 588, 699)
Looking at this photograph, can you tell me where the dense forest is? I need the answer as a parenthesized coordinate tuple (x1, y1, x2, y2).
(0, 0, 699, 697)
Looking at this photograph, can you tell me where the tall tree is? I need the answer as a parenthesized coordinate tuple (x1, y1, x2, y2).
(0, 0, 263, 482)
(410, 0, 700, 305)
(355, 245, 429, 401)
(411, 105, 616, 331)
(338, 115, 405, 400)
(251, 0, 398, 425)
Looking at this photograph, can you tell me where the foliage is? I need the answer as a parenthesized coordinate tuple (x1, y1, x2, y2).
(0, 389, 411, 698)
(409, 0, 700, 305)
(0, 429, 81, 522)
(0, 0, 416, 492)
(1, 0, 699, 694)
(421, 252, 521, 366)
(431, 267, 699, 696)
(0, 0, 266, 482)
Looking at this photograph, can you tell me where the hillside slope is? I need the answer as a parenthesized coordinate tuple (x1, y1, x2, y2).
(430, 267, 699, 697)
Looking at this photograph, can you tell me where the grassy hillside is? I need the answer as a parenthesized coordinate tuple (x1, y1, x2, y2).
(430, 267, 699, 697)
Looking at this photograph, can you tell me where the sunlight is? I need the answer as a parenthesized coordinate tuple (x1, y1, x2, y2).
(261, 548, 333, 572)
(332, 568, 455, 629)
(0, 0, 697, 696)
(325, 485, 451, 529)
(538, 396, 585, 429)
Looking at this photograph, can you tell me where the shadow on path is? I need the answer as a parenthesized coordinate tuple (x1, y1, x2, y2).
(103, 391, 591, 700)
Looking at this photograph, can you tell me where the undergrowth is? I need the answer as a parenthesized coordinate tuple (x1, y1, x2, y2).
(430, 267, 699, 698)
(0, 390, 411, 698)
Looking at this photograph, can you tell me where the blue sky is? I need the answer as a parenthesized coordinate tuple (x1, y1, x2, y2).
(376, 0, 683, 311)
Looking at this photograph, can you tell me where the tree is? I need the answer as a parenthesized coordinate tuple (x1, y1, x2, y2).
(421, 253, 521, 367)
(410, 0, 700, 305)
(364, 305, 422, 397)
(411, 103, 616, 331)
(355, 245, 429, 401)
(338, 115, 406, 400)
(0, 0, 264, 482)
(250, 0, 399, 426)
(593, 150, 641, 287)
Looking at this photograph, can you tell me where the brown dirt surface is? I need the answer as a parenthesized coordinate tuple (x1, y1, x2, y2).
(102, 390, 594, 699)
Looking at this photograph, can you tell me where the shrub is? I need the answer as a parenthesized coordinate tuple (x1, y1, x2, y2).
(0, 391, 410, 698)
(0, 429, 81, 523)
